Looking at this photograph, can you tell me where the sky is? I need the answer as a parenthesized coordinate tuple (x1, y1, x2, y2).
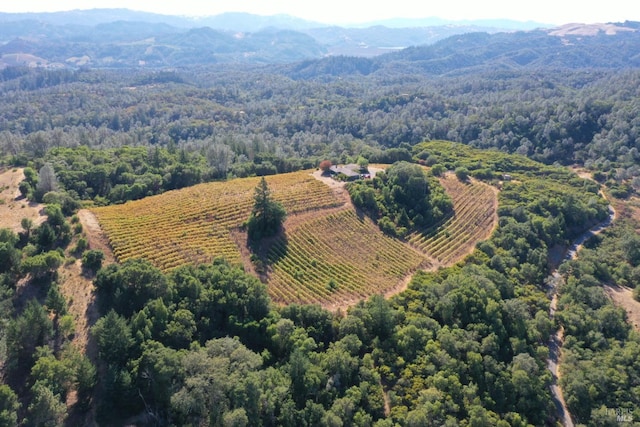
(1, 0, 639, 26)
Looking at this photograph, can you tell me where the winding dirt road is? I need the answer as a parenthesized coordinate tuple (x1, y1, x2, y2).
(546, 200, 616, 427)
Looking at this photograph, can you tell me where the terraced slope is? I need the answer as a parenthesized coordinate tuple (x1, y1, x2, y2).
(265, 208, 429, 308)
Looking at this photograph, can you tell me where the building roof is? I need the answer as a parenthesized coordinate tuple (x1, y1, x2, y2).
(330, 164, 360, 177)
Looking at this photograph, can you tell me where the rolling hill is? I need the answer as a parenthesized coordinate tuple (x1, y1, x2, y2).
(3, 9, 635, 68)
(91, 167, 498, 308)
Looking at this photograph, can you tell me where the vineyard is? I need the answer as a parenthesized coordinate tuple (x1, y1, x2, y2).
(92, 171, 343, 271)
(265, 208, 429, 308)
(92, 169, 498, 308)
(407, 173, 498, 264)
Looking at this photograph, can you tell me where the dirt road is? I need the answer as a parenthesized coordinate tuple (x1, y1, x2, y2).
(546, 199, 616, 427)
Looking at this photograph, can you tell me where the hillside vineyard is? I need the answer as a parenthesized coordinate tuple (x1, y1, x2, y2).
(0, 10, 639, 426)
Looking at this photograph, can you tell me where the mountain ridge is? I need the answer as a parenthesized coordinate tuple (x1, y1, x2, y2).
(0, 8, 547, 31)
(0, 9, 637, 71)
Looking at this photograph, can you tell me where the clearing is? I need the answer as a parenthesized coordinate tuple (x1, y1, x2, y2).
(604, 285, 640, 332)
(0, 167, 45, 233)
(60, 210, 116, 356)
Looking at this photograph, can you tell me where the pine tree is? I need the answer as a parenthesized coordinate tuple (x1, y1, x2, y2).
(247, 177, 286, 240)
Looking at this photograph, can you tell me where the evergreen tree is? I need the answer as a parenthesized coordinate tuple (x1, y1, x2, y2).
(247, 177, 286, 240)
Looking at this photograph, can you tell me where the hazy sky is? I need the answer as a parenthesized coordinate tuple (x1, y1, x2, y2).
(1, 0, 639, 26)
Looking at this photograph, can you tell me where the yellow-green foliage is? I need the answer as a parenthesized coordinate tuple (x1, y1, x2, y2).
(266, 209, 427, 306)
(93, 171, 342, 270)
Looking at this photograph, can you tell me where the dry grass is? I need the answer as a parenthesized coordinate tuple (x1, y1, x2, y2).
(604, 285, 640, 332)
(0, 168, 46, 233)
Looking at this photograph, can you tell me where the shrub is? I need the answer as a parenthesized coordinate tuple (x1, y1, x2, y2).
(319, 160, 332, 173)
(455, 167, 470, 182)
(82, 250, 104, 273)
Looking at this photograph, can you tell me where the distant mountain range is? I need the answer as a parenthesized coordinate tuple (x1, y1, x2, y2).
(0, 9, 638, 72)
(0, 8, 548, 31)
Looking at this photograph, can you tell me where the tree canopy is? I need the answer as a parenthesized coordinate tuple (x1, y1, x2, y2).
(247, 177, 287, 240)
(348, 161, 452, 237)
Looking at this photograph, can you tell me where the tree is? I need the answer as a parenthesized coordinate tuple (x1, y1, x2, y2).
(21, 251, 63, 280)
(357, 156, 369, 172)
(82, 249, 104, 274)
(23, 167, 38, 187)
(30, 347, 75, 400)
(247, 177, 286, 240)
(455, 167, 470, 182)
(319, 160, 332, 174)
(0, 230, 20, 274)
(18, 180, 32, 199)
(36, 162, 59, 201)
(91, 310, 134, 367)
(26, 384, 67, 427)
(21, 217, 34, 239)
(94, 259, 168, 316)
(6, 300, 53, 371)
(0, 385, 19, 427)
(431, 163, 446, 176)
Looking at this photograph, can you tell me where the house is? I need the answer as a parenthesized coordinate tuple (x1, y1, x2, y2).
(329, 164, 361, 181)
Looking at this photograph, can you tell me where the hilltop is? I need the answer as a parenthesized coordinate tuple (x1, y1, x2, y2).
(90, 166, 497, 308)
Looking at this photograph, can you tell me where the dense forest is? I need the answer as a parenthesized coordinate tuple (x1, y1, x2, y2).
(0, 19, 640, 425)
(1, 65, 639, 197)
(0, 137, 629, 425)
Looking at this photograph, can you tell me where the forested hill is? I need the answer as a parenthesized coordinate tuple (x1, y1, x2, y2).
(286, 22, 640, 77)
(0, 7, 638, 68)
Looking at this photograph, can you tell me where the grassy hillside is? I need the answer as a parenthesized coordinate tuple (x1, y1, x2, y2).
(92, 166, 498, 306)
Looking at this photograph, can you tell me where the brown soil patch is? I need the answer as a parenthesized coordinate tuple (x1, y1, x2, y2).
(58, 210, 115, 424)
(0, 168, 46, 233)
(309, 166, 385, 207)
(604, 285, 640, 332)
(614, 196, 640, 226)
(77, 209, 116, 264)
(58, 259, 99, 357)
(59, 209, 115, 354)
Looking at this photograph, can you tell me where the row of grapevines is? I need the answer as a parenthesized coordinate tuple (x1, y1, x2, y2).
(266, 209, 426, 306)
(408, 175, 497, 264)
(92, 171, 343, 272)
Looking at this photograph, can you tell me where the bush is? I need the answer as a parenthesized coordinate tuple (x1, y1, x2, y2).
(431, 164, 446, 176)
(319, 160, 332, 173)
(74, 237, 88, 255)
(82, 250, 104, 273)
(455, 167, 470, 182)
